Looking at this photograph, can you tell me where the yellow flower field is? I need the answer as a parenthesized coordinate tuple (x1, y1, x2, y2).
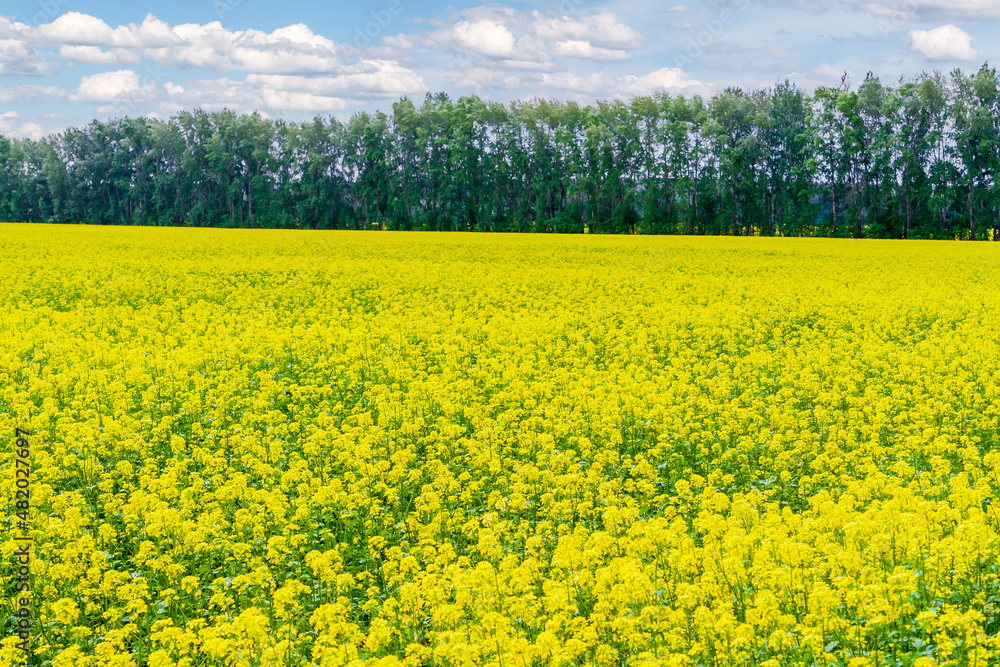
(2, 224, 1000, 667)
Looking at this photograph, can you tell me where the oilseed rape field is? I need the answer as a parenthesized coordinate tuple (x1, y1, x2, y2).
(2, 225, 1000, 667)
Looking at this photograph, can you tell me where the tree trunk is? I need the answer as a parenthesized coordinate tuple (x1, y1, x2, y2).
(905, 191, 911, 240)
(770, 192, 775, 235)
(731, 183, 738, 236)
(969, 189, 975, 240)
(692, 180, 699, 235)
(831, 186, 837, 236)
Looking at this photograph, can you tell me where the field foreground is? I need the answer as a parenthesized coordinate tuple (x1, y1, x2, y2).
(2, 226, 1000, 667)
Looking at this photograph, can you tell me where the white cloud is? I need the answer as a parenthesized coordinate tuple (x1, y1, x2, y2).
(129, 15, 183, 48)
(909, 25, 979, 61)
(0, 21, 50, 76)
(493, 58, 559, 72)
(0, 16, 27, 38)
(867, 4, 918, 22)
(153, 21, 340, 74)
(59, 45, 141, 64)
(246, 60, 426, 98)
(381, 33, 424, 51)
(450, 20, 517, 58)
(816, 63, 845, 79)
(453, 66, 523, 93)
(157, 76, 347, 114)
(393, 9, 642, 69)
(26, 13, 340, 74)
(530, 12, 643, 50)
(0, 111, 45, 139)
(157, 77, 250, 113)
(0, 84, 67, 104)
(32, 13, 179, 48)
(149, 59, 424, 116)
(552, 40, 630, 61)
(0, 8, 427, 117)
(257, 90, 349, 112)
(73, 69, 146, 104)
(34, 12, 118, 46)
(536, 71, 616, 94)
(6, 9, 650, 84)
(617, 67, 707, 95)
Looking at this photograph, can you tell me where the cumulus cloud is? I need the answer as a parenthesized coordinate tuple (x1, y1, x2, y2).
(450, 19, 517, 58)
(0, 111, 45, 139)
(453, 66, 524, 93)
(256, 90, 349, 112)
(0, 39, 50, 75)
(551, 40, 630, 61)
(385, 7, 645, 72)
(156, 77, 249, 113)
(59, 45, 140, 64)
(393, 8, 642, 66)
(2, 8, 649, 85)
(0, 9, 431, 118)
(8, 9, 426, 116)
(156, 77, 348, 114)
(245, 60, 425, 100)
(530, 12, 643, 50)
(66, 59, 426, 117)
(867, 5, 918, 22)
(536, 71, 616, 94)
(30, 13, 180, 49)
(0, 84, 67, 104)
(909, 25, 979, 60)
(66, 59, 425, 117)
(73, 69, 149, 104)
(617, 67, 707, 95)
(155, 69, 420, 115)
(152, 21, 340, 73)
(25, 13, 340, 74)
(33, 12, 120, 46)
(0, 18, 51, 76)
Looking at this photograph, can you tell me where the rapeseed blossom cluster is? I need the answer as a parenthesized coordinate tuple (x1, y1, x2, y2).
(1, 225, 999, 666)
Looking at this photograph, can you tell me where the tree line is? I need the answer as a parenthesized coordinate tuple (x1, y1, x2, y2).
(2, 66, 999, 239)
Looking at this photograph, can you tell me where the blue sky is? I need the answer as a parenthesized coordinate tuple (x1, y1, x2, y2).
(0, 0, 996, 138)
